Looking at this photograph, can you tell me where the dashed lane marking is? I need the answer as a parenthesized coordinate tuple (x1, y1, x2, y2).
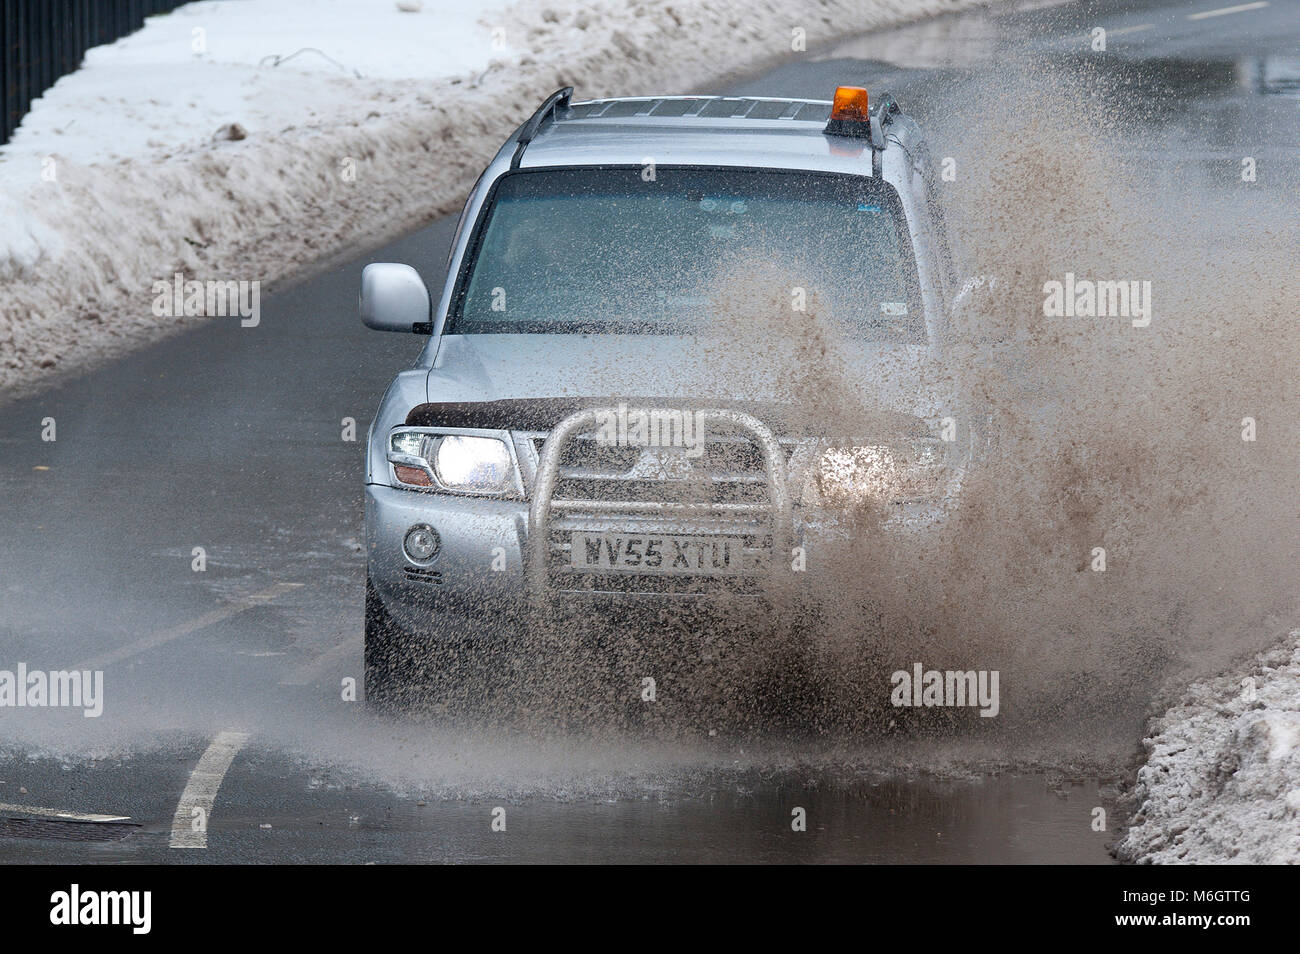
(1072, 23, 1153, 43)
(75, 582, 303, 671)
(168, 731, 249, 849)
(1106, 23, 1155, 36)
(1187, 2, 1269, 20)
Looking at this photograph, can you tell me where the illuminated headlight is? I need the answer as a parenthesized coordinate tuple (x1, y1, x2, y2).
(387, 429, 518, 496)
(434, 435, 514, 493)
(816, 439, 952, 506)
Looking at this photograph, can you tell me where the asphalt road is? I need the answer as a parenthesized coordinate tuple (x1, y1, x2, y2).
(0, 0, 1296, 863)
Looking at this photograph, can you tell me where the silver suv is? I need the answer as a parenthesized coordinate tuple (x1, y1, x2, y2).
(359, 85, 972, 707)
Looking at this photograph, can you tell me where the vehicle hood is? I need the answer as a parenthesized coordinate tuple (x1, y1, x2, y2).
(423, 334, 953, 435)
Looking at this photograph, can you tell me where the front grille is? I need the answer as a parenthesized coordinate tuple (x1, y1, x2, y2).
(530, 433, 795, 487)
(525, 408, 794, 604)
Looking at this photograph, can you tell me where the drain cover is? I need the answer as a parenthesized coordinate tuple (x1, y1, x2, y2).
(0, 816, 140, 842)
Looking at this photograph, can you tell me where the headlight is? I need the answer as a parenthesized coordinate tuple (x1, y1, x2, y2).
(434, 435, 514, 493)
(815, 439, 953, 506)
(387, 429, 519, 496)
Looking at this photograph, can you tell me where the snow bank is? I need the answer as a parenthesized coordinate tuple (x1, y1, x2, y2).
(0, 0, 989, 397)
(1118, 630, 1300, 864)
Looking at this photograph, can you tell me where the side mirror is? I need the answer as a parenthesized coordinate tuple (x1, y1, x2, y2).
(360, 263, 431, 334)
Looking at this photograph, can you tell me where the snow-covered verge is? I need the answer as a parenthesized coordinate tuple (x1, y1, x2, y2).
(1117, 630, 1300, 864)
(0, 0, 994, 398)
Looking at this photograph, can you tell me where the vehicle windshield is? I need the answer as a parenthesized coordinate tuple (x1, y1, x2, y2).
(450, 168, 926, 341)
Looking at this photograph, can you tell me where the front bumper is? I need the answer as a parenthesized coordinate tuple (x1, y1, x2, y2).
(367, 405, 965, 641)
(365, 483, 529, 640)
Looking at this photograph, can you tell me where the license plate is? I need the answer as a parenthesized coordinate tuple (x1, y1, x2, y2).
(570, 532, 744, 575)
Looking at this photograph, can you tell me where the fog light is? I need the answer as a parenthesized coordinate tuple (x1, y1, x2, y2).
(403, 524, 440, 563)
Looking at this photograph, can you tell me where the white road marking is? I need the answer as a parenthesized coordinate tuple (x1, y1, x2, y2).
(279, 639, 355, 686)
(75, 582, 302, 670)
(1108, 23, 1155, 36)
(1072, 23, 1153, 43)
(1188, 2, 1269, 20)
(1071, 22, 1154, 42)
(0, 802, 130, 823)
(168, 731, 249, 849)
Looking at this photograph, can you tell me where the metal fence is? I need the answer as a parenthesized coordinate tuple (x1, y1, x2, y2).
(2, 0, 193, 145)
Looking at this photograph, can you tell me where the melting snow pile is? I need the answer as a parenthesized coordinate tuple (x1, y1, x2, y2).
(1119, 631, 1300, 864)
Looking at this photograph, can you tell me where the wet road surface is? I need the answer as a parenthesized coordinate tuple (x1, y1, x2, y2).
(0, 0, 1296, 862)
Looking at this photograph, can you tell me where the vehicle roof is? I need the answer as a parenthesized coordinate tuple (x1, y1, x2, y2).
(517, 96, 888, 177)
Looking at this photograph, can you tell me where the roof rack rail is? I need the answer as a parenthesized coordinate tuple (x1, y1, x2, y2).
(510, 86, 574, 169)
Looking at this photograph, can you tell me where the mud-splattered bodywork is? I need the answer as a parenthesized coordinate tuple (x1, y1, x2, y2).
(363, 93, 973, 647)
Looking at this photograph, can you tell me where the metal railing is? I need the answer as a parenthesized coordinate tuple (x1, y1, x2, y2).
(2, 0, 191, 145)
